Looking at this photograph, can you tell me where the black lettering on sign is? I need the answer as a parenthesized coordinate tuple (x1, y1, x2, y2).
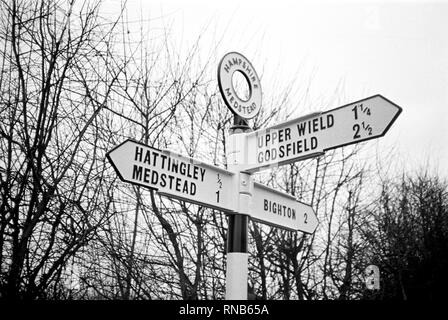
(131, 148, 204, 196)
(160, 173, 167, 187)
(179, 162, 186, 176)
(135, 146, 143, 162)
(182, 180, 188, 193)
(312, 118, 319, 132)
(297, 122, 306, 136)
(175, 178, 181, 192)
(352, 105, 359, 120)
(144, 151, 151, 165)
(168, 175, 175, 189)
(257, 128, 292, 148)
(296, 114, 335, 137)
(143, 167, 151, 183)
(160, 154, 167, 169)
(263, 199, 296, 220)
(171, 159, 179, 174)
(353, 124, 361, 139)
(327, 114, 334, 128)
(258, 136, 318, 164)
(151, 170, 158, 184)
(152, 152, 159, 166)
(133, 165, 143, 180)
(200, 168, 206, 182)
(193, 167, 199, 180)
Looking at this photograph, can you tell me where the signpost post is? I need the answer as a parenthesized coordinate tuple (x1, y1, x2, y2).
(225, 116, 252, 300)
(107, 51, 402, 301)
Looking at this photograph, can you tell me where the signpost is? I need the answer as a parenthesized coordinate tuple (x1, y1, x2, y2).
(106, 51, 402, 301)
(244, 95, 402, 172)
(106, 139, 235, 212)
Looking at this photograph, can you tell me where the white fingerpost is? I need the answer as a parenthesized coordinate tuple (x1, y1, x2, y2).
(225, 116, 252, 300)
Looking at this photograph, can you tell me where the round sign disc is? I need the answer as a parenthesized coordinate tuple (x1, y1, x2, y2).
(217, 52, 262, 119)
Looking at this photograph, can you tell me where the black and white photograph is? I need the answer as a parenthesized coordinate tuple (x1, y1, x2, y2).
(0, 0, 447, 316)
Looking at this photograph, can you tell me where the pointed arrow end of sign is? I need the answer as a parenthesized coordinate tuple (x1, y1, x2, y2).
(375, 94, 403, 138)
(296, 201, 318, 234)
(376, 94, 403, 115)
(106, 139, 138, 183)
(304, 207, 319, 234)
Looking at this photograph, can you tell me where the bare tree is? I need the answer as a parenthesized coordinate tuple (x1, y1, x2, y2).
(360, 171, 448, 300)
(0, 0, 124, 299)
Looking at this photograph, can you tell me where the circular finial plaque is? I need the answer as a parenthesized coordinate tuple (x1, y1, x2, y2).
(217, 52, 262, 119)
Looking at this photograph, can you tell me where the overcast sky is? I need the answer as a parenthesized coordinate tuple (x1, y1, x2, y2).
(105, 0, 448, 177)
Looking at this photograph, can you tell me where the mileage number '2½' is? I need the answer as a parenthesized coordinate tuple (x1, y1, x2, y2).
(216, 174, 223, 203)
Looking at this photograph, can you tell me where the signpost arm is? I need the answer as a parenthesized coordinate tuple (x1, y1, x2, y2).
(225, 115, 251, 300)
